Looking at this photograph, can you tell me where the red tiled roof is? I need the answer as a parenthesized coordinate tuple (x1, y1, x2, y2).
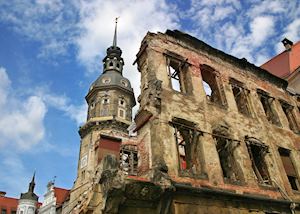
(261, 40, 300, 78)
(53, 187, 70, 206)
(0, 196, 18, 212)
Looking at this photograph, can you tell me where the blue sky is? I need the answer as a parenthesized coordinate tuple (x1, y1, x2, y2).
(0, 0, 299, 200)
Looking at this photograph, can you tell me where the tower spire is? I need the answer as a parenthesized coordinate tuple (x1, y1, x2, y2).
(29, 171, 36, 193)
(113, 17, 119, 47)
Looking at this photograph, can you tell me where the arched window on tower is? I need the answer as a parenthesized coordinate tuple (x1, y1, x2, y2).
(118, 98, 126, 119)
(100, 97, 110, 116)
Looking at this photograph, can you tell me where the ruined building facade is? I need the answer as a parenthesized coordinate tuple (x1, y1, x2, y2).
(63, 29, 300, 214)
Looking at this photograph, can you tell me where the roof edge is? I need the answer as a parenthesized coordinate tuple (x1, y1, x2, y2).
(165, 30, 288, 90)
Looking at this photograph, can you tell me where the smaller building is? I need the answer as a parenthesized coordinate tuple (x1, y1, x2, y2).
(17, 174, 39, 214)
(0, 192, 18, 214)
(39, 182, 69, 214)
(261, 38, 300, 94)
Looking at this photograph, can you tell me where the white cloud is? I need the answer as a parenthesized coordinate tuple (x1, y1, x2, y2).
(250, 16, 275, 46)
(41, 93, 87, 125)
(283, 19, 300, 42)
(0, 153, 29, 197)
(0, 0, 78, 59)
(0, 67, 86, 151)
(0, 67, 46, 150)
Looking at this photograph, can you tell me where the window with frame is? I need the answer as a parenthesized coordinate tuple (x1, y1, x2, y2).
(230, 78, 252, 116)
(257, 90, 281, 126)
(172, 118, 201, 174)
(213, 127, 241, 183)
(200, 64, 226, 106)
(278, 147, 300, 191)
(1, 209, 6, 214)
(245, 137, 271, 185)
(120, 145, 138, 175)
(166, 53, 190, 93)
(280, 101, 299, 133)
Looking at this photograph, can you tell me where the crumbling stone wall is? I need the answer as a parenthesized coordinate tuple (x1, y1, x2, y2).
(133, 30, 300, 213)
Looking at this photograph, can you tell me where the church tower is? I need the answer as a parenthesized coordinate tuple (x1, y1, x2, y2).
(66, 19, 135, 213)
(17, 173, 38, 214)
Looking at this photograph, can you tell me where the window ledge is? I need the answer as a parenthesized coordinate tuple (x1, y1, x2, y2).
(206, 99, 228, 110)
(224, 179, 245, 186)
(258, 183, 277, 191)
(292, 190, 300, 195)
(179, 170, 208, 180)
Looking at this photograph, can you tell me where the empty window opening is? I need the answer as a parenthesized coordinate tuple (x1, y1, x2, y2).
(167, 57, 188, 93)
(119, 98, 126, 107)
(213, 131, 240, 183)
(200, 64, 226, 106)
(173, 118, 201, 174)
(278, 148, 300, 190)
(203, 80, 212, 96)
(230, 79, 251, 116)
(257, 90, 280, 126)
(109, 61, 113, 67)
(116, 63, 120, 68)
(280, 102, 299, 133)
(120, 145, 138, 175)
(246, 138, 271, 185)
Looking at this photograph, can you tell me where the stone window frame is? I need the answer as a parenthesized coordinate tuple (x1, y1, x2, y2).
(279, 100, 299, 133)
(257, 89, 281, 127)
(229, 78, 253, 117)
(200, 64, 227, 108)
(164, 51, 192, 94)
(245, 136, 272, 186)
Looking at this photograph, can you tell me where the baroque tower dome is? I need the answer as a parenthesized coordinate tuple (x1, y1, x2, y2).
(79, 18, 136, 137)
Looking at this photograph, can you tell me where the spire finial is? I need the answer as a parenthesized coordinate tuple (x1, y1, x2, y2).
(113, 17, 119, 47)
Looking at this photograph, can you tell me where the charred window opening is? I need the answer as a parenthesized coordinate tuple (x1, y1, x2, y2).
(280, 101, 299, 133)
(166, 55, 189, 93)
(230, 78, 252, 116)
(200, 64, 226, 106)
(245, 137, 271, 185)
(120, 145, 138, 175)
(278, 147, 300, 191)
(172, 118, 200, 174)
(214, 137, 240, 182)
(257, 90, 280, 126)
(213, 128, 240, 183)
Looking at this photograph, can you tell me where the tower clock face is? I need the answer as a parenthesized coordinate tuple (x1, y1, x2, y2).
(120, 79, 128, 87)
